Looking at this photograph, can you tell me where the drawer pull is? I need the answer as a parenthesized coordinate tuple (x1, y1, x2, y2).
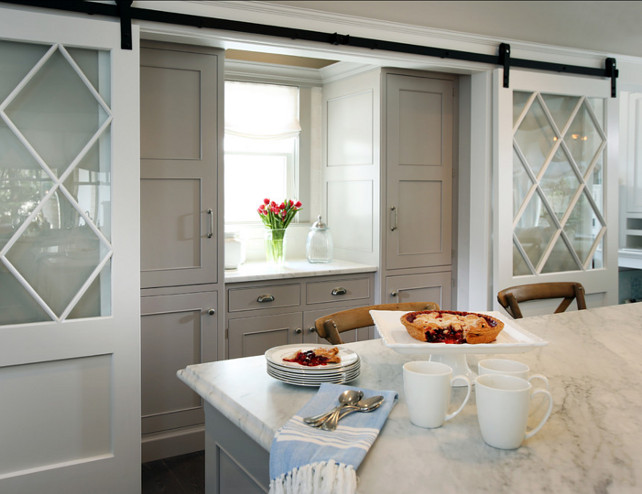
(331, 287, 347, 296)
(257, 294, 275, 303)
(206, 209, 214, 238)
(294, 328, 302, 334)
(390, 206, 398, 232)
(390, 290, 398, 297)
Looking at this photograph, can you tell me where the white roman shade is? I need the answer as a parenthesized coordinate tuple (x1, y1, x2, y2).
(225, 81, 300, 139)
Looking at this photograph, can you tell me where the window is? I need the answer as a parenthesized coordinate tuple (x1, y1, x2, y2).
(224, 81, 301, 224)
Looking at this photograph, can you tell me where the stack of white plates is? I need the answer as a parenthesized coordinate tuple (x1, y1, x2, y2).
(265, 344, 360, 387)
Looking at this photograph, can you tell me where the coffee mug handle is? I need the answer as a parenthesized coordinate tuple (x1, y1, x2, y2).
(524, 388, 553, 439)
(528, 374, 550, 390)
(445, 375, 471, 422)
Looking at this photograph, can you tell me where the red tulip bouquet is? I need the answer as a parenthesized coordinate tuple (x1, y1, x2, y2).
(257, 198, 302, 264)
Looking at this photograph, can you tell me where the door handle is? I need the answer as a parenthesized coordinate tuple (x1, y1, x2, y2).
(390, 206, 398, 231)
(257, 294, 275, 303)
(206, 208, 214, 238)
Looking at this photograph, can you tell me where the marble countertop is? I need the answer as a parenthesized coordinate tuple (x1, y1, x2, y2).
(178, 302, 642, 493)
(224, 258, 377, 283)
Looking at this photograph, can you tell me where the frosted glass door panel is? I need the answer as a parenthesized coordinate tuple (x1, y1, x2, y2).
(0, 40, 112, 324)
(512, 91, 606, 274)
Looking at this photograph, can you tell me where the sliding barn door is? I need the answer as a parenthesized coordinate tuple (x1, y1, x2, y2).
(0, 7, 140, 493)
(494, 69, 618, 312)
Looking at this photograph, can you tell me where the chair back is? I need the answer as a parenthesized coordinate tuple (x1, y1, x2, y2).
(314, 302, 440, 345)
(497, 282, 587, 319)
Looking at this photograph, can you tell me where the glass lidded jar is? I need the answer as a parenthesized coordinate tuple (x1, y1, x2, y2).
(306, 215, 333, 263)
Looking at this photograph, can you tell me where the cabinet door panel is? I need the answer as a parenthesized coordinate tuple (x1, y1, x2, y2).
(228, 312, 302, 359)
(385, 74, 453, 270)
(385, 272, 452, 309)
(140, 44, 221, 288)
(140, 291, 217, 436)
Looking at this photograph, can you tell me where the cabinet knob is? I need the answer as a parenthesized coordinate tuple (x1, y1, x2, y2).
(391, 290, 398, 297)
(257, 294, 275, 303)
(294, 328, 303, 334)
(309, 327, 317, 333)
(331, 287, 347, 296)
(207, 308, 215, 316)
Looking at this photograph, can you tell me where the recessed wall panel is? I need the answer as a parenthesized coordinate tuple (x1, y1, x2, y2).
(0, 355, 112, 476)
(327, 180, 373, 253)
(327, 90, 373, 166)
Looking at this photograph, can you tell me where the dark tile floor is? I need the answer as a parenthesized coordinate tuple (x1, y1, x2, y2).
(142, 451, 205, 494)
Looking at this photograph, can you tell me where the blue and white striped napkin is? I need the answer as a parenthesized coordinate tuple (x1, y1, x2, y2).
(269, 383, 398, 494)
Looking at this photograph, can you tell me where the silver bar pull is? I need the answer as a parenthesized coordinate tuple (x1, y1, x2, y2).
(257, 294, 275, 303)
(390, 206, 398, 231)
(206, 208, 214, 238)
(331, 287, 347, 296)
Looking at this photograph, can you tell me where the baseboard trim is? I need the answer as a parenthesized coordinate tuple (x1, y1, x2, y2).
(142, 425, 205, 463)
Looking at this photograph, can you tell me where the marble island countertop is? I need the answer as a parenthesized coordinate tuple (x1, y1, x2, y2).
(178, 302, 642, 493)
(224, 258, 377, 283)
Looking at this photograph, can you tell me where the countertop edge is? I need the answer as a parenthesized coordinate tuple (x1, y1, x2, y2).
(176, 366, 275, 451)
(224, 260, 378, 283)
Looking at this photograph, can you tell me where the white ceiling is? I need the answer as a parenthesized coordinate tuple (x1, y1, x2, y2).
(265, 1, 642, 59)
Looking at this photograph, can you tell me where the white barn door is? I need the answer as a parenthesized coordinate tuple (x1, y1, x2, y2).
(494, 69, 618, 313)
(0, 7, 140, 493)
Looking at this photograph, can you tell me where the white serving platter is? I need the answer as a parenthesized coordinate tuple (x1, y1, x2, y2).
(370, 310, 548, 355)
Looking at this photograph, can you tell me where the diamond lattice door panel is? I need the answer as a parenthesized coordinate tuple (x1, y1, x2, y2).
(512, 91, 606, 276)
(0, 41, 112, 323)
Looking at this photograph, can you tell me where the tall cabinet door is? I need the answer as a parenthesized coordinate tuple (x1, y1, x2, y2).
(140, 42, 221, 288)
(385, 74, 454, 270)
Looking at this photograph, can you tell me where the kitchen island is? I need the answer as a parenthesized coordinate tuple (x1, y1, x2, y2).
(178, 302, 642, 493)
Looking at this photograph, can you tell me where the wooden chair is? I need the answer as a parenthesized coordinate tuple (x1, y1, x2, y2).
(497, 282, 587, 319)
(314, 302, 440, 345)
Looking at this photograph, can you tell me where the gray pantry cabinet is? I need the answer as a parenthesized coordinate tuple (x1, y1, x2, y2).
(139, 41, 225, 462)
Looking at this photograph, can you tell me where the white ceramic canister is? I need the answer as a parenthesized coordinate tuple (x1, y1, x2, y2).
(225, 231, 244, 270)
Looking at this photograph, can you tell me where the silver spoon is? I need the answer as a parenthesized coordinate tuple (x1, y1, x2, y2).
(303, 389, 363, 424)
(321, 395, 385, 430)
(318, 389, 363, 430)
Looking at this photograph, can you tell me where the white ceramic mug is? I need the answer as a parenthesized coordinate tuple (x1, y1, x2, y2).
(403, 361, 472, 429)
(478, 358, 549, 390)
(475, 374, 553, 449)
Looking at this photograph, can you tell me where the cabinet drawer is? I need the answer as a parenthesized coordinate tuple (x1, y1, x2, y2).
(306, 277, 371, 305)
(228, 284, 300, 312)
